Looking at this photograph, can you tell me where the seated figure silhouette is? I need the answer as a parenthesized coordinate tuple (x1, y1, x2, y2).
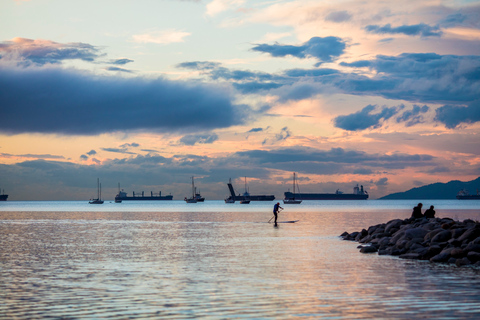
(424, 205, 435, 218)
(411, 203, 423, 219)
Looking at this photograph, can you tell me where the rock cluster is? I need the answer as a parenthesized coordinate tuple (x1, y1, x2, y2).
(340, 217, 480, 267)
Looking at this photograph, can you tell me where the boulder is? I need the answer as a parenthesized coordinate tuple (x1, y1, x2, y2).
(399, 253, 421, 260)
(431, 230, 452, 243)
(422, 245, 442, 260)
(455, 257, 472, 267)
(430, 252, 451, 263)
(457, 228, 480, 243)
(424, 228, 444, 242)
(360, 246, 378, 253)
(467, 251, 480, 263)
(464, 243, 480, 253)
(405, 228, 429, 240)
(450, 248, 466, 258)
(385, 219, 404, 234)
(451, 228, 467, 239)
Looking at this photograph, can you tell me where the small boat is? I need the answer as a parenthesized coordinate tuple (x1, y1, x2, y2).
(89, 178, 104, 204)
(284, 172, 302, 204)
(185, 176, 198, 203)
(240, 177, 251, 204)
(0, 188, 8, 201)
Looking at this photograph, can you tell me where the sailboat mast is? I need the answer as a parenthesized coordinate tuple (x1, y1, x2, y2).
(192, 176, 195, 198)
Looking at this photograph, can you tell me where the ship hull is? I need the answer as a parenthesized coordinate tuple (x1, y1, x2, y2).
(226, 195, 275, 201)
(115, 195, 173, 201)
(284, 192, 368, 200)
(456, 195, 480, 200)
(0, 194, 8, 201)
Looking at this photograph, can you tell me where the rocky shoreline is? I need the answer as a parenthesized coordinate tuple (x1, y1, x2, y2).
(340, 217, 480, 267)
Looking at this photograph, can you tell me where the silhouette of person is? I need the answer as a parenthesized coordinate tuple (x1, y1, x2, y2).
(411, 203, 423, 219)
(273, 202, 283, 226)
(424, 205, 435, 218)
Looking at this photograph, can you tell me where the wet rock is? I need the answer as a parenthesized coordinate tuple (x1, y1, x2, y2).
(399, 253, 421, 260)
(360, 246, 378, 253)
(430, 252, 451, 263)
(467, 251, 480, 263)
(455, 257, 472, 267)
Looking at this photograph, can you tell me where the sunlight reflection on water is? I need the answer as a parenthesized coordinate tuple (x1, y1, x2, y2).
(1, 201, 480, 319)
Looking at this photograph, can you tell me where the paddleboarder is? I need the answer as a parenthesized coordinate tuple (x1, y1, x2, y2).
(273, 202, 283, 226)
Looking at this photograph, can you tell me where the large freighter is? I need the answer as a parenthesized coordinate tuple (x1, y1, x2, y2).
(456, 189, 480, 200)
(115, 184, 173, 202)
(284, 184, 368, 200)
(224, 178, 275, 203)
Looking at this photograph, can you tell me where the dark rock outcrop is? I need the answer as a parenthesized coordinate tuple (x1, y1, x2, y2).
(341, 217, 480, 267)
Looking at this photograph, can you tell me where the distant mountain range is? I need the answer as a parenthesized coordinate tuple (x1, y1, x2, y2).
(379, 177, 480, 200)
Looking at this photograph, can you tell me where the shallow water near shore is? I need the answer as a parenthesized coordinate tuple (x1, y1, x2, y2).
(1, 200, 480, 319)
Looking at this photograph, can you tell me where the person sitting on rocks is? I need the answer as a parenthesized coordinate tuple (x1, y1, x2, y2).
(424, 205, 435, 218)
(411, 203, 423, 219)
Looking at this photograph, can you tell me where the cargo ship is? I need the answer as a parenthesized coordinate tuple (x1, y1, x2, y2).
(0, 189, 8, 201)
(115, 183, 173, 202)
(224, 178, 275, 203)
(456, 189, 480, 200)
(284, 184, 368, 200)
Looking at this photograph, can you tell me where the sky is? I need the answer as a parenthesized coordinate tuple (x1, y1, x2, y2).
(1, 0, 479, 200)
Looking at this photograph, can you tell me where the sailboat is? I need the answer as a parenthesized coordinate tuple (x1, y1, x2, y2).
(185, 176, 198, 203)
(240, 176, 251, 204)
(283, 172, 302, 204)
(89, 178, 104, 204)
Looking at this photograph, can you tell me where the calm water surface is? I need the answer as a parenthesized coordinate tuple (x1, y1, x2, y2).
(1, 200, 480, 319)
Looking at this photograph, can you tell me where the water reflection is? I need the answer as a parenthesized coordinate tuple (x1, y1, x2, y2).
(1, 211, 480, 319)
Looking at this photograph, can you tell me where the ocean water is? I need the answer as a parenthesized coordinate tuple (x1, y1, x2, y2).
(1, 200, 480, 319)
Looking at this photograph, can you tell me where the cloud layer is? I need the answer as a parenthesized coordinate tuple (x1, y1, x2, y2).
(0, 67, 248, 135)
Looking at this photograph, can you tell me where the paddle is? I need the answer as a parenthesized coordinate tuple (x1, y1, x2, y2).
(268, 208, 283, 223)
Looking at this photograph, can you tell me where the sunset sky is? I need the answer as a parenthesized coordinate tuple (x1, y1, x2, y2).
(1, 0, 479, 200)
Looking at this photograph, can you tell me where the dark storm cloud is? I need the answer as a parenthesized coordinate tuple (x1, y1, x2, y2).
(236, 147, 433, 165)
(337, 53, 480, 104)
(105, 66, 133, 73)
(101, 148, 136, 154)
(251, 36, 346, 63)
(0, 38, 104, 66)
(235, 147, 435, 173)
(109, 58, 134, 65)
(325, 11, 352, 23)
(0, 153, 65, 160)
(396, 105, 429, 127)
(438, 6, 480, 28)
(184, 52, 480, 106)
(233, 82, 283, 93)
(374, 177, 388, 186)
(179, 133, 219, 145)
(365, 23, 443, 37)
(0, 67, 249, 135)
(176, 61, 221, 70)
(434, 101, 480, 128)
(333, 104, 403, 131)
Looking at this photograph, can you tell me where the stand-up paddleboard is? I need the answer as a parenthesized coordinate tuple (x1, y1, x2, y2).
(269, 220, 299, 223)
